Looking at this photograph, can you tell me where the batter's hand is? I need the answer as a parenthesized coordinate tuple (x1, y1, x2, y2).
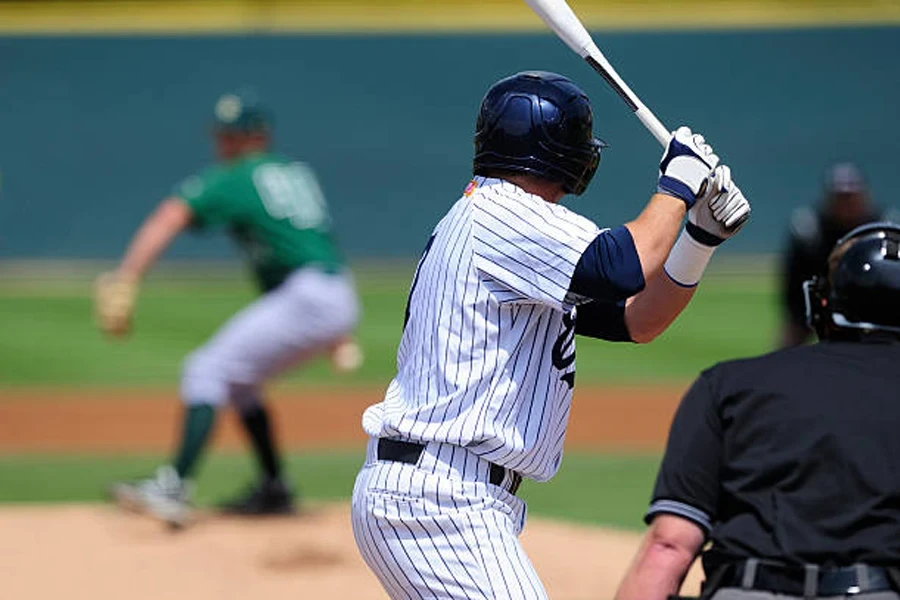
(687, 165, 751, 245)
(658, 126, 720, 209)
(94, 271, 139, 337)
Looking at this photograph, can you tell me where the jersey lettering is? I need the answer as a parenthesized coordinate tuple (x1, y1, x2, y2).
(552, 309, 577, 389)
(253, 162, 328, 230)
(404, 234, 436, 330)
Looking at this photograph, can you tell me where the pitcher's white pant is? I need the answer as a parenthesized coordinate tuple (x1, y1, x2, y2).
(351, 438, 548, 600)
(181, 267, 359, 407)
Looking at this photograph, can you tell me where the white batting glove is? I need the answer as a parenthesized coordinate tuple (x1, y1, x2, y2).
(687, 165, 751, 246)
(658, 126, 719, 208)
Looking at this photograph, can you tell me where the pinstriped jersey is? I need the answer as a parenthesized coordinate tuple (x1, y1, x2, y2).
(362, 177, 601, 481)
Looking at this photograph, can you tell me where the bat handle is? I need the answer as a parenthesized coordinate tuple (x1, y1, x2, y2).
(635, 105, 671, 147)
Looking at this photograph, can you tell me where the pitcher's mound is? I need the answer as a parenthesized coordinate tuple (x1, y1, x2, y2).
(0, 503, 703, 599)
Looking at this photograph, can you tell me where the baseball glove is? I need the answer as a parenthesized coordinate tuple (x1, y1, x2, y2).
(94, 272, 139, 337)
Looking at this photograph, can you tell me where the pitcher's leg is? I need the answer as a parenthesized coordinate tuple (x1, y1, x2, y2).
(180, 270, 356, 509)
(238, 403, 282, 482)
(222, 385, 295, 515)
(169, 290, 297, 511)
(259, 270, 360, 379)
(171, 404, 217, 479)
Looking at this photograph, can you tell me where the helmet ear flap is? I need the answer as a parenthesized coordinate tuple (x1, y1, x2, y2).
(804, 275, 831, 339)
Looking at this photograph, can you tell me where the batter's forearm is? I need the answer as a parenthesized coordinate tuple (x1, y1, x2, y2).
(118, 198, 193, 280)
(625, 270, 696, 343)
(624, 193, 687, 281)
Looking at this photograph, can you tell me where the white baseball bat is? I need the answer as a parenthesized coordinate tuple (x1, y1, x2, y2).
(525, 0, 670, 146)
(526, 0, 750, 231)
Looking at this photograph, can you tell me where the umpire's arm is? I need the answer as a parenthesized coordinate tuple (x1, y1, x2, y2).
(615, 515, 705, 600)
(615, 372, 724, 600)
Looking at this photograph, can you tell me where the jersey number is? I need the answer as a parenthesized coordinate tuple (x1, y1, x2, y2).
(403, 234, 436, 330)
(552, 310, 576, 390)
(253, 163, 328, 230)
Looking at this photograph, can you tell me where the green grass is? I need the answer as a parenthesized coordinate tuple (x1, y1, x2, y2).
(0, 265, 769, 527)
(518, 453, 662, 528)
(0, 451, 364, 505)
(0, 450, 660, 530)
(0, 266, 778, 387)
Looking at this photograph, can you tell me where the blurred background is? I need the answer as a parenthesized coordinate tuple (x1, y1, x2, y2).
(0, 0, 898, 597)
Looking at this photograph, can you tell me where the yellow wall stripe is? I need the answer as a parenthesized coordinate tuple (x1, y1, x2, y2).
(1, 0, 899, 35)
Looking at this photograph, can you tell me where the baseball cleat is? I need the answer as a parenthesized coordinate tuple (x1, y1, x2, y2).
(109, 465, 192, 528)
(219, 478, 296, 516)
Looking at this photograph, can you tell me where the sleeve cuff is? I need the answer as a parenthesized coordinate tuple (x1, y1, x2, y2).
(645, 499, 712, 534)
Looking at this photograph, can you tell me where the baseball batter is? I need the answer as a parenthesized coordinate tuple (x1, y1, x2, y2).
(351, 71, 751, 598)
(95, 90, 360, 527)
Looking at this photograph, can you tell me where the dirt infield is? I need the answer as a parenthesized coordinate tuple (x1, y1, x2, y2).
(0, 384, 688, 451)
(0, 384, 699, 599)
(0, 503, 705, 600)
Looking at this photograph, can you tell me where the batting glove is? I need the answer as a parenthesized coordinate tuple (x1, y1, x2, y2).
(658, 126, 719, 208)
(94, 271, 139, 337)
(687, 165, 751, 245)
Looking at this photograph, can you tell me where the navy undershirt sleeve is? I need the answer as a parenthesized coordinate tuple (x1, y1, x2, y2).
(575, 300, 633, 342)
(569, 225, 645, 303)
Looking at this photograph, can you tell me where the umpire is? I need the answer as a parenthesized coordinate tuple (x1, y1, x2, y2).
(615, 222, 900, 600)
(780, 163, 881, 347)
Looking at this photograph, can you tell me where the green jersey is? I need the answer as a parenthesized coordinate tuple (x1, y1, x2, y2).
(175, 153, 344, 292)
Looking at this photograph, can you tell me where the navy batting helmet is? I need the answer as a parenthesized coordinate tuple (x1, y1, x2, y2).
(213, 88, 271, 133)
(805, 222, 900, 338)
(473, 71, 605, 196)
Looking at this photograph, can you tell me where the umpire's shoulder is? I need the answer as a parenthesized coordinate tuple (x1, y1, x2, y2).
(700, 345, 812, 386)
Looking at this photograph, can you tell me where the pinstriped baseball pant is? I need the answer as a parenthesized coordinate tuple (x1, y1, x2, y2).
(351, 438, 547, 600)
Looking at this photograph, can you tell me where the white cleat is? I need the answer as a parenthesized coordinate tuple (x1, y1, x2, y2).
(110, 466, 193, 529)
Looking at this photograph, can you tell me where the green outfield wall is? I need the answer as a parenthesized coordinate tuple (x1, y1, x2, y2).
(0, 27, 897, 259)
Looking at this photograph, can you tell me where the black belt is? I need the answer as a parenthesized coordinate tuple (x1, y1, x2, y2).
(376, 438, 522, 496)
(714, 561, 896, 597)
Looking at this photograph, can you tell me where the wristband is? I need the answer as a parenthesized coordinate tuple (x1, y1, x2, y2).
(664, 228, 716, 288)
(657, 177, 696, 208)
(685, 221, 725, 247)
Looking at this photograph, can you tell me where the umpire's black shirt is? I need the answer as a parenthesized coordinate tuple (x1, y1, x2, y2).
(645, 337, 900, 573)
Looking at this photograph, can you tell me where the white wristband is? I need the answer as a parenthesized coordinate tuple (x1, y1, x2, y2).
(664, 229, 716, 287)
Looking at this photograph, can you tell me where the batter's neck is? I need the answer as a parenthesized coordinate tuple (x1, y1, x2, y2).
(500, 174, 566, 205)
